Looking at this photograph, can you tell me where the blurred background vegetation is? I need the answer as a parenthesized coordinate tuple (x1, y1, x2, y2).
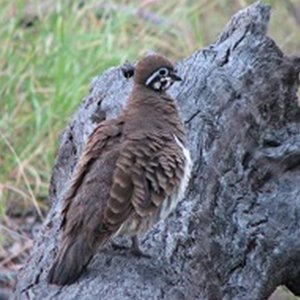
(0, 0, 299, 298)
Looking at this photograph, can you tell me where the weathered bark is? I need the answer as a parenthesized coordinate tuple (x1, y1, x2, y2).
(14, 2, 300, 300)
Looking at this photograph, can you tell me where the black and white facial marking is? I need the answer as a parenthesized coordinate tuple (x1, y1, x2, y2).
(145, 67, 182, 91)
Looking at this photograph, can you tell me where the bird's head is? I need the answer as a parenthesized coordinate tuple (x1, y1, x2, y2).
(133, 54, 182, 92)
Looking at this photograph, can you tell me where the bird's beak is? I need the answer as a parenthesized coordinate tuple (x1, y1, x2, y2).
(171, 73, 182, 81)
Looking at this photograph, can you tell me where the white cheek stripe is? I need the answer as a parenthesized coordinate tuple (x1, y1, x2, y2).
(161, 77, 172, 90)
(154, 81, 161, 90)
(146, 70, 160, 86)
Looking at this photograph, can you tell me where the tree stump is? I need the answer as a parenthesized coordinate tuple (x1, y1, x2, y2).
(14, 2, 300, 300)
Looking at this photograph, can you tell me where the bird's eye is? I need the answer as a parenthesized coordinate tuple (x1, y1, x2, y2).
(159, 68, 168, 76)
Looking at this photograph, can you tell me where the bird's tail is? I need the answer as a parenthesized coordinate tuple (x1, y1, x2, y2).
(47, 232, 110, 285)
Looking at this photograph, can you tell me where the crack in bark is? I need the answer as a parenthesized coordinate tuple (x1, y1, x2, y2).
(184, 109, 202, 125)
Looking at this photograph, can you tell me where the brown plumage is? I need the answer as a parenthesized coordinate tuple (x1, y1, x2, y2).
(47, 54, 192, 285)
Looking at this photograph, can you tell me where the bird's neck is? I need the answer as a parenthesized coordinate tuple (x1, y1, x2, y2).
(122, 84, 185, 141)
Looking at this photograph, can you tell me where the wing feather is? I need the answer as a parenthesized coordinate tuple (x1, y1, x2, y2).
(104, 134, 185, 231)
(48, 119, 124, 285)
(60, 119, 124, 233)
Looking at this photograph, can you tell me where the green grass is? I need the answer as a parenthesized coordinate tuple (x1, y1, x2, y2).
(0, 0, 214, 219)
(0, 1, 300, 297)
(0, 0, 200, 217)
(1, 0, 299, 218)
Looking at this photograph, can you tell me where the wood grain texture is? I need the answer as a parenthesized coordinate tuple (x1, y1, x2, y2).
(13, 2, 300, 300)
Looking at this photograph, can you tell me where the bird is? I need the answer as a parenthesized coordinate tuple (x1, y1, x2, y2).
(47, 54, 192, 286)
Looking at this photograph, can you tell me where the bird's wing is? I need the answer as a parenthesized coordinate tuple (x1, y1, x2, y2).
(48, 131, 186, 285)
(60, 119, 123, 233)
(104, 134, 185, 231)
(48, 119, 124, 285)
